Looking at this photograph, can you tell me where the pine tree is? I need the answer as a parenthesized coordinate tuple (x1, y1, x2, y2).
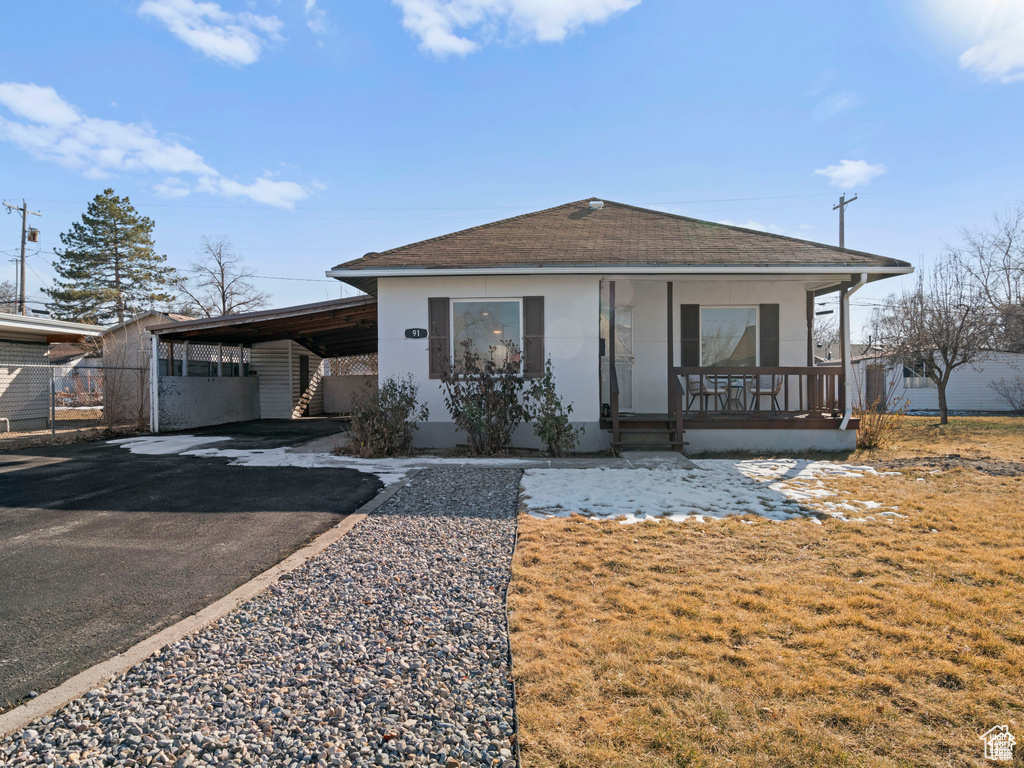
(47, 189, 175, 324)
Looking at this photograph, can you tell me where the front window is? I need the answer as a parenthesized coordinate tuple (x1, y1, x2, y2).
(451, 299, 522, 370)
(701, 307, 757, 366)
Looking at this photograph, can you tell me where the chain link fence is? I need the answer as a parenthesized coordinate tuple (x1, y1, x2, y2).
(0, 362, 149, 441)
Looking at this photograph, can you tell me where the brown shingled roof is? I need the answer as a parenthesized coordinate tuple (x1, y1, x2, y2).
(332, 198, 911, 272)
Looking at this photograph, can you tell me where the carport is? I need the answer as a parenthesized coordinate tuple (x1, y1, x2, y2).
(148, 296, 377, 432)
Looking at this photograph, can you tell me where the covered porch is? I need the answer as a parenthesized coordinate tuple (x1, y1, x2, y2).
(600, 275, 866, 452)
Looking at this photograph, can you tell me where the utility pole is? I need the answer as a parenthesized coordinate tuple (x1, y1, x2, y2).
(833, 193, 857, 249)
(2, 200, 42, 315)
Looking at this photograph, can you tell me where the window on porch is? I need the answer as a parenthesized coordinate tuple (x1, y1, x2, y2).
(701, 307, 757, 367)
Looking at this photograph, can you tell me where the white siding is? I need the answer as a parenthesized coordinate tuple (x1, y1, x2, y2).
(251, 340, 293, 419)
(251, 340, 323, 418)
(853, 353, 1024, 411)
(0, 341, 51, 430)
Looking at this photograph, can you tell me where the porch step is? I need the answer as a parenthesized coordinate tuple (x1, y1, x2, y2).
(612, 428, 686, 450)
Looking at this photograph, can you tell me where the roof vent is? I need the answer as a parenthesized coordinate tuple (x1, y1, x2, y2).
(589, 200, 604, 210)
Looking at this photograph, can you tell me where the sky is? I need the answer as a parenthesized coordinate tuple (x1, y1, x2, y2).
(1, 0, 1023, 339)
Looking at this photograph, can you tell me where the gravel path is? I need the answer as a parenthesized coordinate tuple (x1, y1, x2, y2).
(2, 467, 522, 768)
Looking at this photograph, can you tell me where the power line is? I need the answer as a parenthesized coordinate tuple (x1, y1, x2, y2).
(14, 193, 836, 212)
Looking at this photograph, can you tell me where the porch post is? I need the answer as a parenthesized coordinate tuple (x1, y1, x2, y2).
(609, 281, 619, 446)
(182, 341, 189, 377)
(806, 291, 815, 366)
(150, 333, 160, 433)
(667, 281, 674, 416)
(840, 273, 868, 428)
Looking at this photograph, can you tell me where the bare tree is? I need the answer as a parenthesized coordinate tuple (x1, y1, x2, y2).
(0, 280, 17, 313)
(989, 377, 1024, 413)
(872, 256, 997, 425)
(952, 204, 1024, 351)
(172, 237, 269, 318)
(813, 311, 840, 358)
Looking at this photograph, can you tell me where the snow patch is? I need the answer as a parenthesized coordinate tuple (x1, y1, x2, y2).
(109, 435, 233, 455)
(108, 435, 535, 485)
(521, 459, 902, 524)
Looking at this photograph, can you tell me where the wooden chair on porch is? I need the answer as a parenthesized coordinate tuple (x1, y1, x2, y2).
(683, 374, 728, 411)
(745, 374, 783, 413)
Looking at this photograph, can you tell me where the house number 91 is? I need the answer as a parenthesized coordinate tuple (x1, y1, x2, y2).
(405, 328, 427, 339)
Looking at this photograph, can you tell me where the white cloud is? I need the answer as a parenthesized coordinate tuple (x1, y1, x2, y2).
(0, 82, 310, 208)
(304, 0, 328, 34)
(153, 177, 192, 198)
(391, 0, 641, 57)
(811, 91, 865, 122)
(138, 0, 282, 66)
(813, 159, 887, 189)
(960, 18, 1024, 83)
(199, 175, 310, 208)
(716, 219, 783, 234)
(916, 0, 1024, 83)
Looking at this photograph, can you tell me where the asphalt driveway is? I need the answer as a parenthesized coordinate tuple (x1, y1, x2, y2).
(0, 419, 382, 713)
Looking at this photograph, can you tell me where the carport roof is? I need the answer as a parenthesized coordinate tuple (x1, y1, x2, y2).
(0, 312, 102, 344)
(149, 296, 377, 358)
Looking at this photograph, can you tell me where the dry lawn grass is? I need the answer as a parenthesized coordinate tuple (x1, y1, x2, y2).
(509, 419, 1024, 768)
(856, 415, 1023, 462)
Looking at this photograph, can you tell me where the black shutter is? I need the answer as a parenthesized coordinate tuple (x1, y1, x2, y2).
(428, 297, 449, 379)
(522, 296, 545, 378)
(759, 303, 780, 367)
(680, 304, 700, 367)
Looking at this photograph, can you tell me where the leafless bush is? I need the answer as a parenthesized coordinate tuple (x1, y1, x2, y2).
(853, 370, 907, 449)
(341, 375, 428, 458)
(439, 339, 530, 455)
(989, 376, 1024, 413)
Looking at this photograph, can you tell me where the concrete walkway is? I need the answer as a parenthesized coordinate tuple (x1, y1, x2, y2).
(290, 433, 696, 470)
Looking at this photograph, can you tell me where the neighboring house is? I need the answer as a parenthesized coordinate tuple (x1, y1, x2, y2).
(815, 342, 872, 366)
(101, 311, 192, 427)
(325, 198, 913, 452)
(0, 313, 102, 432)
(48, 342, 104, 409)
(852, 352, 1024, 412)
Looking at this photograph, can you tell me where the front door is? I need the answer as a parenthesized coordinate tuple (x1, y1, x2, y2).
(601, 306, 634, 412)
(298, 354, 310, 416)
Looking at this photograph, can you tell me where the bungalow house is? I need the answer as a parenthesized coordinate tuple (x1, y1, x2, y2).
(326, 198, 913, 452)
(0, 313, 102, 432)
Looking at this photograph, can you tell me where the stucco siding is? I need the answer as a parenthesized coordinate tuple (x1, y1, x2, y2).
(377, 274, 601, 444)
(157, 376, 260, 431)
(323, 375, 376, 413)
(377, 274, 837, 451)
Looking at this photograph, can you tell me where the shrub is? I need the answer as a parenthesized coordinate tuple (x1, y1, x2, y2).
(344, 375, 428, 458)
(989, 376, 1024, 413)
(529, 357, 583, 457)
(439, 339, 529, 455)
(854, 382, 908, 449)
